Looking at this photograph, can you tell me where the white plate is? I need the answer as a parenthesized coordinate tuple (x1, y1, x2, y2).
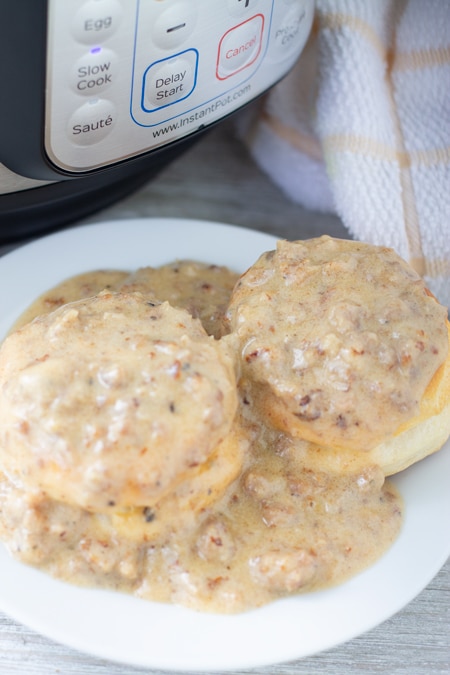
(0, 218, 448, 672)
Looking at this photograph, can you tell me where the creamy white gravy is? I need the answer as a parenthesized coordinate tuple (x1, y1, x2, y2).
(0, 258, 407, 613)
(226, 238, 449, 453)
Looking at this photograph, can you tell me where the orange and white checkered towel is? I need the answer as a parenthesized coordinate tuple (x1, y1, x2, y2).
(238, 0, 450, 307)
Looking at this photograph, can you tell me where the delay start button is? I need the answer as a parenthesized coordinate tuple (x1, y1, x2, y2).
(217, 14, 264, 80)
(68, 99, 116, 145)
(142, 50, 198, 112)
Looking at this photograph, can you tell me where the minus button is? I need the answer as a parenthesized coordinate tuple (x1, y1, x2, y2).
(152, 4, 197, 48)
(167, 23, 186, 34)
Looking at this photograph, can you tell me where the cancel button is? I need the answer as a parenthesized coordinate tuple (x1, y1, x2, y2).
(142, 50, 198, 111)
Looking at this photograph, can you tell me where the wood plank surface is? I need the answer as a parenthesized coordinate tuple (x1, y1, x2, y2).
(0, 118, 448, 675)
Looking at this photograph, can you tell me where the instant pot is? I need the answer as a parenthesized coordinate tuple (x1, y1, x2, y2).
(0, 0, 314, 241)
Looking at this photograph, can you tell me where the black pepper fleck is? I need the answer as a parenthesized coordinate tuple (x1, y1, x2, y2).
(143, 507, 156, 523)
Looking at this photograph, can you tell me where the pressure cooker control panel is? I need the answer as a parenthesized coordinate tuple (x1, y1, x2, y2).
(45, 0, 314, 173)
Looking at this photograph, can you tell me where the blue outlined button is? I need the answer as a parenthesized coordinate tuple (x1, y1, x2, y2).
(141, 49, 198, 113)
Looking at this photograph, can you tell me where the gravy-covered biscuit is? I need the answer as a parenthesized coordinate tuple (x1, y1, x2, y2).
(119, 260, 239, 339)
(226, 236, 449, 467)
(0, 241, 447, 614)
(12, 269, 129, 331)
(0, 292, 238, 512)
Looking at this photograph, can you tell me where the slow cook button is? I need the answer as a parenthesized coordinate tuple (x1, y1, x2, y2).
(71, 48, 117, 95)
(68, 99, 116, 145)
(72, 0, 122, 45)
(217, 14, 264, 80)
(142, 51, 198, 111)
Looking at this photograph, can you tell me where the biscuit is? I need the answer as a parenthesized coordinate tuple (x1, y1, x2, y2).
(226, 236, 450, 472)
(0, 292, 238, 512)
(119, 260, 239, 338)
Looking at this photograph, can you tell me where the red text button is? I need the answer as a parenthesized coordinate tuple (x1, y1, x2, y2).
(217, 14, 264, 80)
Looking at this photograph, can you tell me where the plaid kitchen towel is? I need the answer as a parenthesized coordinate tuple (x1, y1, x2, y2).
(238, 0, 450, 307)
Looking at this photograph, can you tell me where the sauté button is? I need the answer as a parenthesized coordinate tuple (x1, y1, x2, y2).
(68, 99, 116, 145)
(217, 14, 264, 80)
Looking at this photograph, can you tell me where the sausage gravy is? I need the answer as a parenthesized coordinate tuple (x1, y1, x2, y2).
(2, 241, 444, 613)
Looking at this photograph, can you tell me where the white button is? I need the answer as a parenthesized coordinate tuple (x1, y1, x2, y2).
(72, 0, 122, 45)
(143, 51, 198, 111)
(71, 48, 117, 95)
(227, 0, 261, 17)
(272, 2, 310, 56)
(217, 15, 264, 80)
(68, 99, 116, 145)
(152, 2, 198, 50)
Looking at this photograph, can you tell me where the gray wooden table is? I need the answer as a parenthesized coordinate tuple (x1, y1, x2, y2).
(0, 118, 448, 675)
